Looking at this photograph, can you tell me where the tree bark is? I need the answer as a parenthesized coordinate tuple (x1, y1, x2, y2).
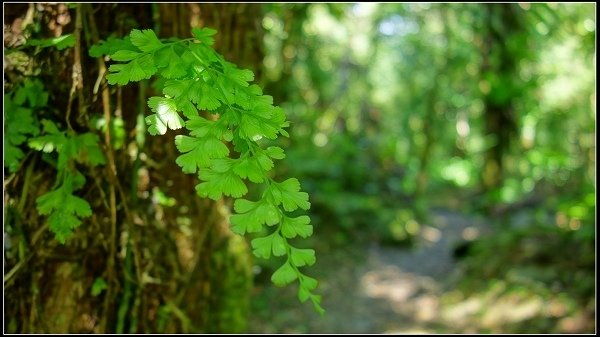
(4, 3, 265, 333)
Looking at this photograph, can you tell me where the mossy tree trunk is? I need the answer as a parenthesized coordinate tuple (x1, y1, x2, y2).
(4, 3, 265, 333)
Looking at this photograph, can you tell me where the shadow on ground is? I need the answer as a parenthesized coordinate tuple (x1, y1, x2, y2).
(247, 209, 594, 334)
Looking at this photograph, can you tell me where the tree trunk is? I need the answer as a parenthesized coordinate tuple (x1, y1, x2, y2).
(4, 3, 265, 333)
(479, 4, 521, 194)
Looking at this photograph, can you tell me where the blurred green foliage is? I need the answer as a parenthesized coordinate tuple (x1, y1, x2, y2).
(258, 2, 594, 245)
(254, 4, 595, 329)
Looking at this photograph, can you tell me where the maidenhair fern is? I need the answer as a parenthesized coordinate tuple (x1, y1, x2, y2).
(4, 79, 45, 172)
(4, 75, 104, 244)
(90, 28, 323, 313)
(29, 119, 105, 243)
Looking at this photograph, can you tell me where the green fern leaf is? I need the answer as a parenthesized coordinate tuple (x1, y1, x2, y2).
(271, 261, 298, 286)
(27, 34, 75, 50)
(110, 50, 143, 61)
(233, 155, 267, 183)
(251, 235, 272, 259)
(89, 36, 137, 57)
(198, 83, 223, 110)
(155, 46, 189, 79)
(271, 178, 311, 211)
(229, 212, 263, 235)
(162, 79, 200, 118)
(174, 135, 229, 173)
(146, 97, 184, 135)
(229, 198, 279, 234)
(36, 174, 92, 243)
(281, 215, 313, 239)
(76, 133, 106, 167)
(266, 146, 286, 160)
(224, 66, 254, 87)
(192, 27, 217, 46)
(48, 211, 82, 244)
(251, 232, 286, 259)
(106, 54, 156, 85)
(196, 168, 248, 200)
(129, 29, 163, 52)
(290, 247, 316, 267)
(4, 93, 40, 171)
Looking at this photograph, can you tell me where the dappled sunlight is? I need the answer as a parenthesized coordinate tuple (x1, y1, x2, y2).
(361, 266, 421, 302)
(441, 296, 483, 326)
(481, 296, 543, 328)
(440, 281, 595, 334)
(351, 211, 488, 332)
(357, 247, 594, 333)
(461, 226, 480, 241)
(359, 262, 444, 333)
(421, 226, 441, 243)
(249, 205, 594, 333)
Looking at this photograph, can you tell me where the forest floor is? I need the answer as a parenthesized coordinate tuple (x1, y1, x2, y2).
(247, 208, 594, 333)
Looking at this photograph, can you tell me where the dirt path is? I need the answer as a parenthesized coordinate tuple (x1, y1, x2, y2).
(248, 209, 490, 333)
